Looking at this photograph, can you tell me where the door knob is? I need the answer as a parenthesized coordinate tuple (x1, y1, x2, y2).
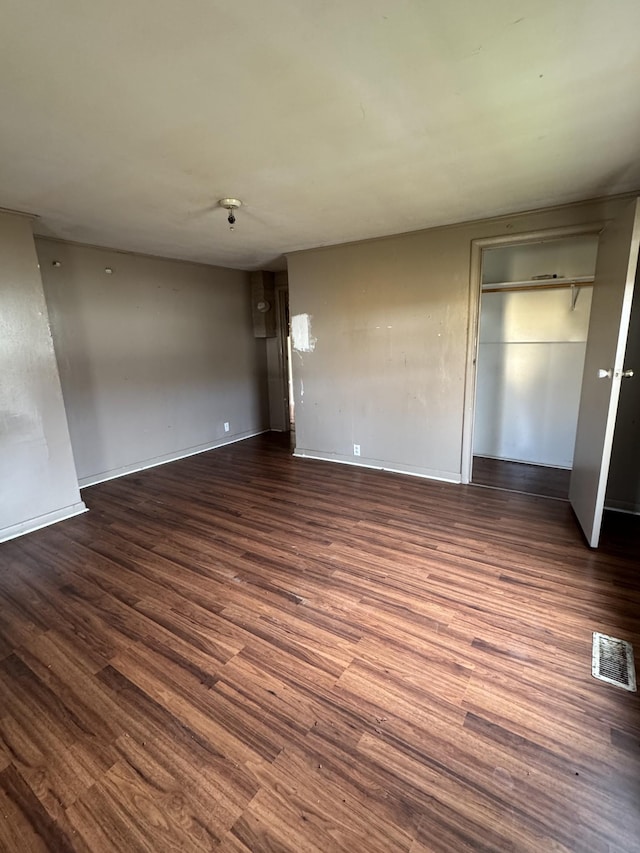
(598, 368, 635, 379)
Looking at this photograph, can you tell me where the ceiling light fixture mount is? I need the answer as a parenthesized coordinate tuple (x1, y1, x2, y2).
(219, 198, 242, 230)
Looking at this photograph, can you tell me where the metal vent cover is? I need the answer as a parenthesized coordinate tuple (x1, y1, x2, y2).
(592, 633, 637, 692)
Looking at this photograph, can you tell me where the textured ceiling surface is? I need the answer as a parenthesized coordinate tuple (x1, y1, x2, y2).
(2, 1, 640, 269)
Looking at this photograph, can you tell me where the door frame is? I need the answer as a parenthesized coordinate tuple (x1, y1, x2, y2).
(460, 222, 605, 484)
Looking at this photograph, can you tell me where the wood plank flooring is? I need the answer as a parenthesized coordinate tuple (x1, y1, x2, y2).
(1, 433, 639, 852)
(472, 456, 572, 500)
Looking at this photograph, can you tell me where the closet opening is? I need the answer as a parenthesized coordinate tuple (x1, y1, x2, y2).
(469, 233, 599, 499)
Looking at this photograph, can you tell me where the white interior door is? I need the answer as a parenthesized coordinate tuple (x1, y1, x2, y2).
(569, 199, 640, 547)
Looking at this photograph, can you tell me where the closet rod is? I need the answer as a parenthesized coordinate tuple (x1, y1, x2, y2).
(482, 279, 594, 294)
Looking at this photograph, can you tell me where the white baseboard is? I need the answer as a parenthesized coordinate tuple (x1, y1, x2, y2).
(0, 501, 88, 544)
(293, 449, 460, 484)
(605, 500, 640, 516)
(79, 429, 269, 488)
(474, 454, 571, 470)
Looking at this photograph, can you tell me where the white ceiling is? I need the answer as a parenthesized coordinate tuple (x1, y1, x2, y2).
(2, 1, 640, 270)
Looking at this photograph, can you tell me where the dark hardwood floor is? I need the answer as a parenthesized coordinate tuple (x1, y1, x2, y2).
(473, 456, 572, 500)
(1, 433, 639, 852)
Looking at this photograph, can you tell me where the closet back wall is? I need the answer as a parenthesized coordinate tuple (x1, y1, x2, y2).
(38, 240, 269, 485)
(473, 286, 592, 468)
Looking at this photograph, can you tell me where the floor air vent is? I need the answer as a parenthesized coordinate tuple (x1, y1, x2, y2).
(592, 633, 637, 692)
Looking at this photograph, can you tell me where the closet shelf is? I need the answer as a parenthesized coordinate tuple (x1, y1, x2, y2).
(482, 276, 594, 293)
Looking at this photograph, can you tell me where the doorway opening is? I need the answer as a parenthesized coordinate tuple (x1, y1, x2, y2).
(271, 280, 295, 436)
(462, 201, 640, 547)
(466, 231, 600, 500)
(276, 282, 295, 433)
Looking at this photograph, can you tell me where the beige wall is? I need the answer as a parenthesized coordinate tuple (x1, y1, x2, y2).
(0, 214, 85, 541)
(287, 196, 635, 486)
(38, 240, 269, 485)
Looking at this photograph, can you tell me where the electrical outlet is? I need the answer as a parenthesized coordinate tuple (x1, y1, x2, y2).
(224, 422, 230, 433)
(353, 444, 360, 456)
